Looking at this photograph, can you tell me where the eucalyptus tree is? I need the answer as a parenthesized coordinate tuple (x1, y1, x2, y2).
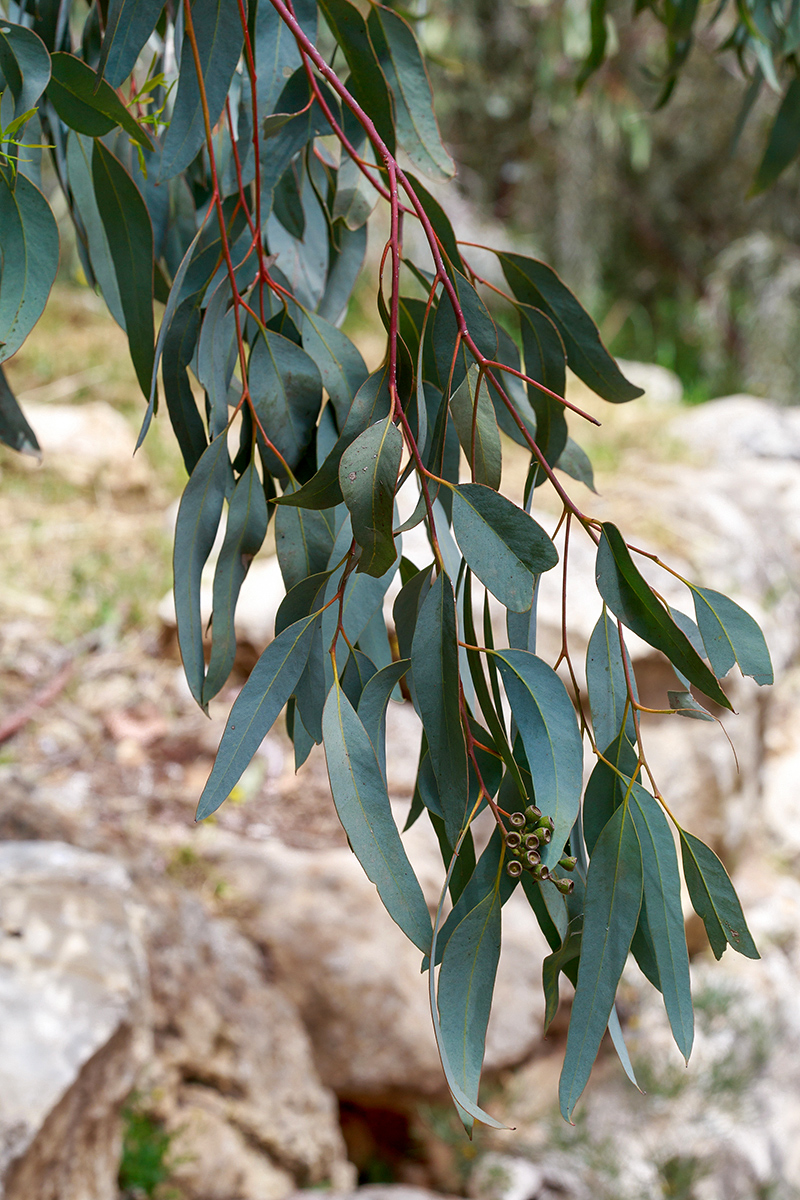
(0, 0, 773, 1130)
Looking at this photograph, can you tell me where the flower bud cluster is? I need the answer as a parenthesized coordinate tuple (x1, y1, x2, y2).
(504, 809, 566, 884)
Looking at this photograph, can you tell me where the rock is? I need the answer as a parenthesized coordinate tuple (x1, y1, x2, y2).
(289, 1188, 462, 1200)
(0, 841, 149, 1200)
(202, 832, 549, 1098)
(142, 883, 353, 1197)
(671, 394, 800, 463)
(17, 401, 151, 491)
(614, 359, 683, 406)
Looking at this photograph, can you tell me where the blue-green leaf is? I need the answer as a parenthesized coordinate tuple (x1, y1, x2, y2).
(437, 881, 502, 1134)
(0, 366, 38, 455)
(0, 21, 51, 119)
(411, 572, 469, 846)
(493, 649, 583, 867)
(274, 366, 390, 509)
(367, 5, 454, 181)
(0, 171, 58, 364)
(586, 608, 637, 751)
(197, 613, 320, 819)
(323, 682, 432, 951)
(317, 0, 396, 152)
(66, 132, 126, 330)
(48, 52, 152, 148)
(449, 365, 502, 490)
(301, 310, 368, 430)
(274, 499, 338, 590)
(555, 438, 597, 492)
(629, 785, 693, 1060)
(517, 303, 567, 468)
(160, 0, 244, 181)
(499, 253, 643, 404)
(249, 327, 323, 475)
(689, 586, 773, 686)
(92, 139, 154, 398)
(97, 0, 167, 87)
(559, 801, 643, 1121)
(596, 523, 732, 710)
(753, 77, 800, 194)
(339, 416, 402, 577)
(174, 432, 233, 708)
(358, 658, 410, 776)
(203, 462, 269, 704)
(679, 829, 759, 960)
(451, 484, 558, 613)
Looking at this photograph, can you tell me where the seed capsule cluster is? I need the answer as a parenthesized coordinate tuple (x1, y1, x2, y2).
(504, 809, 576, 893)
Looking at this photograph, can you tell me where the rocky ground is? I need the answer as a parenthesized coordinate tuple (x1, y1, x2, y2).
(2, 288, 800, 1200)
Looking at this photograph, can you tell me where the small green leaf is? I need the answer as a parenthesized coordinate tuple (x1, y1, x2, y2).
(449, 365, 502, 490)
(586, 608, 637, 751)
(668, 690, 714, 721)
(339, 416, 402, 577)
(596, 524, 732, 710)
(173, 432, 233, 708)
(556, 438, 597, 492)
(451, 484, 558, 613)
(48, 52, 152, 148)
(92, 139, 154, 398)
(679, 829, 759, 960)
(203, 462, 269, 705)
(197, 613, 320, 819)
(323, 683, 432, 951)
(499, 252, 643, 404)
(0, 171, 58, 364)
(411, 572, 469, 846)
(160, 297, 208, 475)
(493, 649, 584, 867)
(690, 586, 773, 686)
(66, 132, 126, 330)
(559, 801, 643, 1121)
(629, 785, 694, 1060)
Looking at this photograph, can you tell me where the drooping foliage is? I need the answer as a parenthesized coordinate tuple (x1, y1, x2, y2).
(0, 0, 772, 1130)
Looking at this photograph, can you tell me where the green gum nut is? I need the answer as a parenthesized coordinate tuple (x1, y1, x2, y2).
(555, 877, 575, 895)
(506, 859, 523, 878)
(524, 832, 540, 850)
(537, 826, 552, 844)
(525, 805, 542, 824)
(526, 849, 541, 866)
(559, 855, 577, 872)
(505, 830, 522, 849)
(510, 811, 527, 828)
(537, 814, 555, 834)
(532, 864, 550, 882)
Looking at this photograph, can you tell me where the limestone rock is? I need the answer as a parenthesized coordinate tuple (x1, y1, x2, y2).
(142, 883, 353, 1196)
(202, 833, 549, 1097)
(18, 401, 151, 491)
(0, 841, 149, 1200)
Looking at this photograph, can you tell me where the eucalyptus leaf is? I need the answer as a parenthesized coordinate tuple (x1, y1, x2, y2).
(323, 683, 432, 951)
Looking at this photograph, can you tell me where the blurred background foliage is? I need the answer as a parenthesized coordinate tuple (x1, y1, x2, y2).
(399, 0, 800, 404)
